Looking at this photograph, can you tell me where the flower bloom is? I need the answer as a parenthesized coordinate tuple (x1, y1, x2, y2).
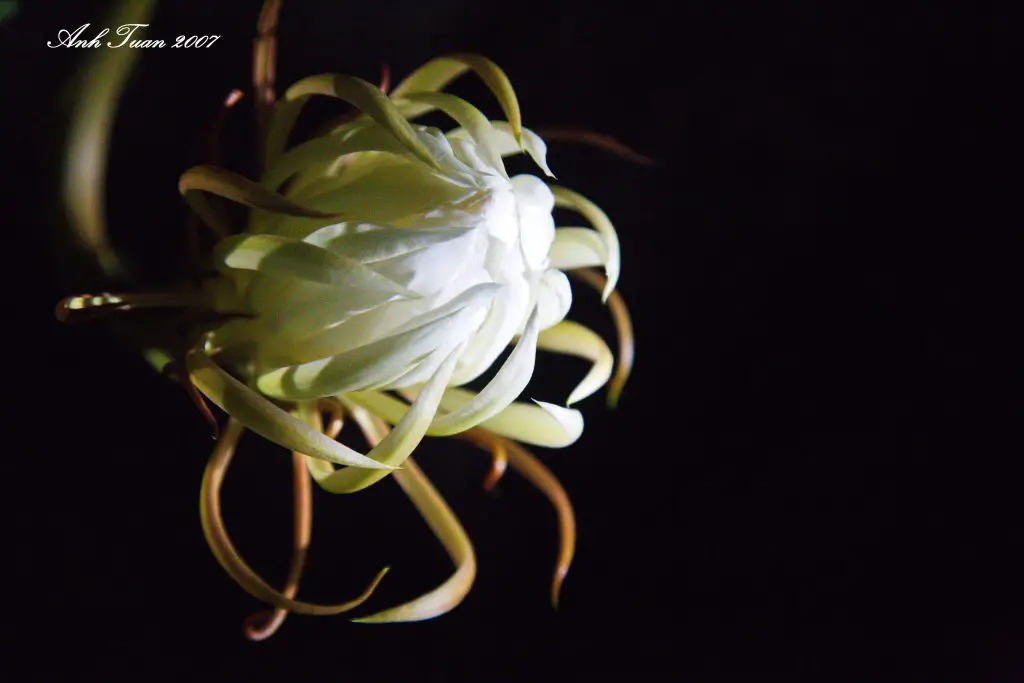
(188, 56, 622, 474)
(59, 28, 636, 634)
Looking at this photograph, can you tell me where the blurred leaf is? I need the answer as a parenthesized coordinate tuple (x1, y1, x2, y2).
(0, 1, 17, 24)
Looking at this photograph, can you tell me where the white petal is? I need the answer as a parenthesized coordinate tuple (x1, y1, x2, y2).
(398, 91, 506, 177)
(450, 276, 531, 386)
(305, 223, 473, 263)
(548, 227, 608, 270)
(512, 175, 557, 271)
(428, 306, 541, 435)
(257, 285, 494, 399)
(367, 386, 583, 448)
(451, 122, 554, 177)
(535, 269, 573, 330)
(367, 229, 480, 296)
(263, 158, 472, 234)
(276, 282, 498, 367)
(215, 234, 415, 297)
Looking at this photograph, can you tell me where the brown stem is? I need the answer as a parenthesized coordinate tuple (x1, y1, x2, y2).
(459, 429, 576, 608)
(179, 353, 220, 439)
(254, 0, 283, 159)
(537, 127, 656, 166)
(199, 418, 389, 617)
(242, 450, 313, 641)
(481, 439, 508, 492)
(318, 397, 345, 439)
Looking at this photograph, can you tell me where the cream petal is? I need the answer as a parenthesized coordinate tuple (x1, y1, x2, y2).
(263, 159, 473, 233)
(261, 125, 413, 191)
(392, 54, 522, 145)
(550, 186, 621, 301)
(215, 234, 416, 298)
(548, 227, 609, 270)
(284, 74, 442, 172)
(537, 320, 614, 405)
(419, 387, 583, 448)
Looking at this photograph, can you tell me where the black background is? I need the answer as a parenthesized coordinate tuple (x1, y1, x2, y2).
(2, 1, 1014, 680)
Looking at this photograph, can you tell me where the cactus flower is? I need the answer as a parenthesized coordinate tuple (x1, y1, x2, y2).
(58, 1, 637, 637)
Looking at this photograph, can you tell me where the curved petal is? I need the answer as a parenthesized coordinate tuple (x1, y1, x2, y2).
(261, 156, 475, 234)
(179, 165, 341, 236)
(436, 389, 583, 447)
(551, 186, 620, 301)
(368, 386, 583, 448)
(200, 418, 390, 615)
(270, 282, 498, 368)
(347, 411, 476, 623)
(302, 345, 461, 494)
(535, 269, 572, 330)
(537, 321, 614, 405)
(548, 227, 609, 270)
(214, 234, 416, 299)
(261, 125, 417, 191)
(397, 92, 505, 175)
(392, 54, 522, 145)
(285, 74, 442, 171)
(428, 306, 541, 435)
(449, 122, 553, 177)
(514, 175, 557, 271)
(304, 223, 473, 263)
(186, 351, 394, 470)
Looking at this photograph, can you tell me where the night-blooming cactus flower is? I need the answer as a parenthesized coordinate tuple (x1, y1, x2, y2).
(58, 1, 636, 638)
(190, 56, 619, 470)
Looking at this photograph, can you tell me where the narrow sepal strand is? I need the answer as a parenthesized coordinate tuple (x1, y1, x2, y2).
(348, 412, 476, 624)
(200, 418, 390, 615)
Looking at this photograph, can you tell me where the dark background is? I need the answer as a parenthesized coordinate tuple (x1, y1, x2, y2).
(2, 1, 1013, 680)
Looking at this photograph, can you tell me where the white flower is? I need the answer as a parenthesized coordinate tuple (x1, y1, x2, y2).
(184, 55, 622, 478)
